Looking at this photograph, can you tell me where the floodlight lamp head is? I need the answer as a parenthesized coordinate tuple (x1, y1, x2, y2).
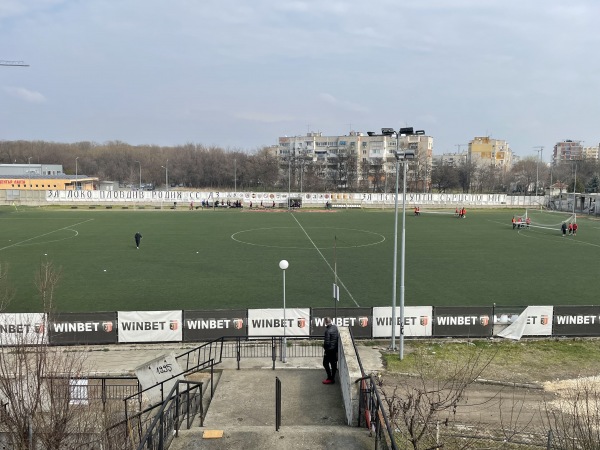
(367, 131, 375, 136)
(399, 127, 414, 136)
(396, 150, 416, 161)
(415, 130, 425, 135)
(381, 128, 395, 136)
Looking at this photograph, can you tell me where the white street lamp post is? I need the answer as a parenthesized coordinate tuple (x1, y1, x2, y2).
(279, 259, 289, 363)
(161, 160, 169, 192)
(75, 157, 79, 191)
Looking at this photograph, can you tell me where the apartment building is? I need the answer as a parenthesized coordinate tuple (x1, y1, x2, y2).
(277, 131, 433, 191)
(468, 137, 513, 170)
(553, 140, 583, 164)
(582, 144, 599, 160)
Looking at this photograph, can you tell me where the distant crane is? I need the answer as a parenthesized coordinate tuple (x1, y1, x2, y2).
(0, 60, 29, 67)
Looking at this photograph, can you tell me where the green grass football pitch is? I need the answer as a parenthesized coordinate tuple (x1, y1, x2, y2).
(0, 205, 597, 313)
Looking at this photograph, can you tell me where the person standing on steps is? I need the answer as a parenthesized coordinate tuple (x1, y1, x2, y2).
(322, 317, 339, 384)
(134, 232, 142, 249)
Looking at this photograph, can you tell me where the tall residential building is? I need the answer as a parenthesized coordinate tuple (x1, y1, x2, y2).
(553, 140, 583, 164)
(468, 137, 513, 170)
(434, 152, 468, 168)
(582, 144, 599, 160)
(277, 131, 433, 191)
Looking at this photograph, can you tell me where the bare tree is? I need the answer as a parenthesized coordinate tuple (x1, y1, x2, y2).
(379, 346, 495, 449)
(0, 261, 103, 449)
(541, 378, 600, 450)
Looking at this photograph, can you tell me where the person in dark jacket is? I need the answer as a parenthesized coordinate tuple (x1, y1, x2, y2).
(134, 232, 142, 249)
(322, 317, 339, 384)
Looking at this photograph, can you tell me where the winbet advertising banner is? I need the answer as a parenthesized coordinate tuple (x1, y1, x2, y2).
(310, 308, 372, 339)
(183, 309, 247, 341)
(49, 312, 117, 345)
(0, 313, 47, 346)
(118, 310, 182, 343)
(372, 306, 433, 338)
(552, 306, 600, 336)
(247, 308, 310, 337)
(432, 306, 493, 337)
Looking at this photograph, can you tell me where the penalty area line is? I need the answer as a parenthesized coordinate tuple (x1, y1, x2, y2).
(0, 219, 94, 252)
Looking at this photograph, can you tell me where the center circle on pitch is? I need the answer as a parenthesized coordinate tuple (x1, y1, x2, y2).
(231, 227, 386, 249)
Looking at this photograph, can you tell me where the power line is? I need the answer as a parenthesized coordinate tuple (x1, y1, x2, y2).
(0, 60, 29, 67)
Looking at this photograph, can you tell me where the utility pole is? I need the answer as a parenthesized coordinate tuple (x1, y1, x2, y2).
(534, 146, 544, 197)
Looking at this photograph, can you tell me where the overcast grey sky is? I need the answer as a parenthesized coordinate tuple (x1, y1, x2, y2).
(2, 0, 599, 160)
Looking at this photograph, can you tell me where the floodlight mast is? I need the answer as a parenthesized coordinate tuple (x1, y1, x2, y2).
(381, 127, 423, 360)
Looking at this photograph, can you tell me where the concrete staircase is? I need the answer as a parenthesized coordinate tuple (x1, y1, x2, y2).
(169, 368, 375, 450)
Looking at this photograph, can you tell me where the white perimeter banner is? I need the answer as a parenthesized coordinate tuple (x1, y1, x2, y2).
(45, 190, 542, 207)
(372, 306, 433, 338)
(248, 308, 310, 337)
(0, 313, 47, 345)
(495, 306, 553, 340)
(118, 310, 182, 343)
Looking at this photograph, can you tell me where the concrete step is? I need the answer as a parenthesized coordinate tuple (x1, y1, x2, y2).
(170, 425, 375, 450)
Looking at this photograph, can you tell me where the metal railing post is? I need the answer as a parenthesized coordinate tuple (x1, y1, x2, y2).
(175, 382, 180, 438)
(275, 377, 281, 431)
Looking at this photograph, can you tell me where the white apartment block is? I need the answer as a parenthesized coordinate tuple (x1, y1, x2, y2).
(582, 144, 599, 160)
(553, 140, 583, 164)
(277, 131, 433, 191)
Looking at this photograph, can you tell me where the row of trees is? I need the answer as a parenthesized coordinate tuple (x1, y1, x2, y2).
(2, 140, 599, 194)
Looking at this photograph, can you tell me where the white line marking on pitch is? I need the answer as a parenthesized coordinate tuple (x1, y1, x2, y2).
(289, 213, 361, 307)
(0, 219, 94, 251)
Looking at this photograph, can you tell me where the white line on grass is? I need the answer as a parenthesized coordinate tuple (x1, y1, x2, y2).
(488, 219, 600, 249)
(289, 213, 360, 307)
(0, 219, 94, 251)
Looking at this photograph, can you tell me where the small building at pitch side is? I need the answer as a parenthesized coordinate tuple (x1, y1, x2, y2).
(0, 163, 98, 191)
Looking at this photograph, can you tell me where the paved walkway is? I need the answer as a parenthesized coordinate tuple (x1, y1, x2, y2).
(68, 343, 385, 450)
(71, 342, 384, 376)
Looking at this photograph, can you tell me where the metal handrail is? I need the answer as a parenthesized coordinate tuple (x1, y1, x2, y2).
(136, 379, 204, 450)
(350, 328, 398, 450)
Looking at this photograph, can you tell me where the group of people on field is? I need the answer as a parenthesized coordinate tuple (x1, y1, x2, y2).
(455, 207, 466, 218)
(512, 216, 531, 229)
(561, 222, 578, 236)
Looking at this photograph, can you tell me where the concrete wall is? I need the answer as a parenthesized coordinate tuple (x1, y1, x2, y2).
(338, 327, 362, 426)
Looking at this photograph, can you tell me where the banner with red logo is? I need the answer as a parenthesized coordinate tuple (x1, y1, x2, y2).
(372, 306, 433, 338)
(247, 308, 310, 337)
(183, 309, 247, 341)
(495, 306, 553, 339)
(0, 313, 47, 345)
(432, 307, 493, 337)
(118, 311, 182, 343)
(48, 312, 117, 345)
(310, 308, 372, 338)
(553, 306, 600, 336)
